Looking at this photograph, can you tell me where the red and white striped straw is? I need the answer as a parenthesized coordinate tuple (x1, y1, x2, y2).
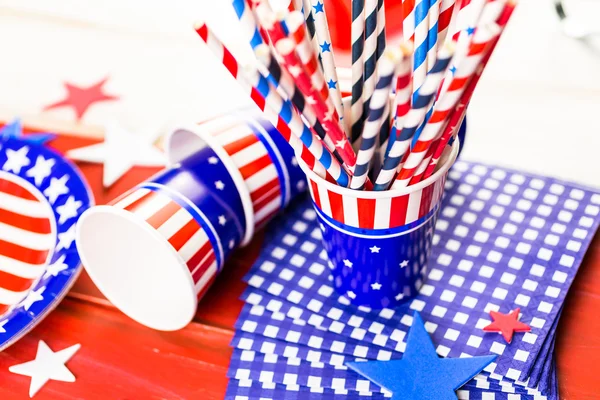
(422, 0, 516, 180)
(195, 22, 326, 180)
(402, 0, 416, 41)
(276, 39, 358, 171)
(437, 0, 456, 44)
(395, 23, 501, 188)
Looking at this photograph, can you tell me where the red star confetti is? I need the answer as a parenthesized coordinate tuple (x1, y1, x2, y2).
(483, 308, 531, 343)
(44, 77, 119, 119)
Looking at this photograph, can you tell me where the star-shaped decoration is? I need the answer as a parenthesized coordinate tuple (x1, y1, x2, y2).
(288, 66, 303, 77)
(369, 246, 381, 253)
(25, 156, 56, 186)
(208, 156, 219, 164)
(43, 255, 69, 279)
(347, 312, 496, 400)
(327, 79, 338, 89)
(335, 138, 347, 149)
(449, 65, 457, 75)
(0, 319, 8, 333)
(218, 215, 227, 226)
(67, 121, 165, 188)
(466, 26, 476, 36)
(57, 225, 77, 251)
(0, 120, 55, 145)
(346, 290, 356, 299)
(55, 196, 82, 224)
(400, 260, 409, 268)
(313, 1, 324, 13)
(395, 293, 404, 301)
(215, 180, 225, 190)
(320, 41, 332, 53)
(343, 259, 353, 268)
(3, 146, 30, 174)
(20, 286, 45, 311)
(9, 340, 80, 397)
(43, 175, 69, 204)
(371, 282, 382, 290)
(44, 77, 119, 120)
(483, 308, 531, 343)
(324, 109, 334, 122)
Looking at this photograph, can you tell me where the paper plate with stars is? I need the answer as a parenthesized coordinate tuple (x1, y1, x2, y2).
(0, 137, 93, 351)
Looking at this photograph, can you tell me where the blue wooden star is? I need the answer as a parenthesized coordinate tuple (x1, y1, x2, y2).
(0, 119, 56, 145)
(320, 41, 331, 53)
(347, 312, 496, 400)
(313, 1, 324, 14)
(327, 79, 337, 89)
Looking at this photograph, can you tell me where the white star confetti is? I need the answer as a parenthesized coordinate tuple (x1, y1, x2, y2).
(369, 246, 381, 253)
(400, 259, 409, 268)
(371, 282, 382, 290)
(3, 146, 30, 174)
(343, 259, 353, 268)
(9, 340, 80, 398)
(215, 180, 225, 190)
(218, 215, 227, 226)
(26, 156, 55, 186)
(43, 175, 70, 204)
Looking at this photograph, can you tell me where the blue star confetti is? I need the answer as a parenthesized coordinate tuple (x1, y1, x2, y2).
(225, 160, 600, 400)
(327, 79, 338, 89)
(347, 312, 496, 400)
(320, 41, 332, 53)
(0, 119, 56, 145)
(313, 1, 324, 14)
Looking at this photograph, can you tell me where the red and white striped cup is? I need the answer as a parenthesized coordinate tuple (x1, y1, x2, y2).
(300, 139, 459, 309)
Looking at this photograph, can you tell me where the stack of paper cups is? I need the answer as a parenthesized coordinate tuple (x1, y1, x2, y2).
(76, 109, 307, 330)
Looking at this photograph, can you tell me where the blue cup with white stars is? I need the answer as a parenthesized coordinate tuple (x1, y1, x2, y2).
(300, 140, 459, 309)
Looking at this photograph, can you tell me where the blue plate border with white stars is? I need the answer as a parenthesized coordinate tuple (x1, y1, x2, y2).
(0, 137, 93, 351)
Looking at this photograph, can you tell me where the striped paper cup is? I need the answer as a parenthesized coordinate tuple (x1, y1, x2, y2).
(167, 109, 307, 231)
(76, 145, 246, 330)
(300, 140, 459, 309)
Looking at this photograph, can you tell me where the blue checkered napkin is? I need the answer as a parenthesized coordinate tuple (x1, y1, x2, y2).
(225, 378, 548, 400)
(242, 161, 600, 383)
(528, 310, 560, 388)
(240, 287, 551, 395)
(234, 303, 544, 396)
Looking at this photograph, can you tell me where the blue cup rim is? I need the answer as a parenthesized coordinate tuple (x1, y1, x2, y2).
(165, 123, 255, 246)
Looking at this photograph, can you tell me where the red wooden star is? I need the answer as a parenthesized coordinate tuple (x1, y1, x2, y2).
(483, 308, 531, 343)
(44, 77, 119, 119)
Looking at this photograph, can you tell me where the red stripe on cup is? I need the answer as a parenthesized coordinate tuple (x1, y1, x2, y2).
(390, 195, 409, 227)
(357, 198, 376, 229)
(328, 190, 345, 223)
(310, 180, 321, 209)
(145, 201, 182, 229)
(223, 134, 259, 156)
(168, 219, 201, 251)
(191, 252, 217, 284)
(239, 155, 273, 179)
(419, 183, 434, 218)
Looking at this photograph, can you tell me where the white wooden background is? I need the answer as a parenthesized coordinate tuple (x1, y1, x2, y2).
(0, 0, 598, 186)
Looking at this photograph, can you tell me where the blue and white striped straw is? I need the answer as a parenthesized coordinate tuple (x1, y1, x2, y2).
(243, 65, 350, 188)
(374, 43, 455, 191)
(362, 0, 379, 117)
(412, 0, 433, 96)
(232, 0, 265, 49)
(351, 0, 365, 143)
(350, 48, 402, 190)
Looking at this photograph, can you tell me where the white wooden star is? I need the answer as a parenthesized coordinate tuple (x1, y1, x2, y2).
(343, 259, 353, 268)
(369, 246, 380, 253)
(55, 196, 82, 224)
(215, 180, 225, 190)
(43, 255, 68, 279)
(9, 340, 80, 398)
(67, 121, 165, 188)
(400, 259, 409, 268)
(43, 175, 69, 204)
(371, 282, 382, 290)
(26, 156, 55, 186)
(218, 215, 227, 226)
(57, 225, 77, 251)
(3, 146, 30, 174)
(20, 286, 45, 311)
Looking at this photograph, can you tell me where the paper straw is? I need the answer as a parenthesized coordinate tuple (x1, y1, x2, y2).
(286, 12, 342, 132)
(232, 0, 266, 49)
(402, 0, 416, 41)
(394, 23, 501, 188)
(195, 22, 351, 187)
(351, 0, 366, 143)
(427, 0, 440, 69)
(275, 39, 358, 171)
(422, 0, 516, 179)
(374, 43, 455, 191)
(350, 48, 401, 190)
(310, 0, 344, 120)
(383, 42, 413, 160)
(299, 0, 322, 63)
(437, 0, 456, 44)
(254, 44, 344, 165)
(412, 0, 432, 96)
(362, 0, 379, 114)
(373, 0, 389, 157)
